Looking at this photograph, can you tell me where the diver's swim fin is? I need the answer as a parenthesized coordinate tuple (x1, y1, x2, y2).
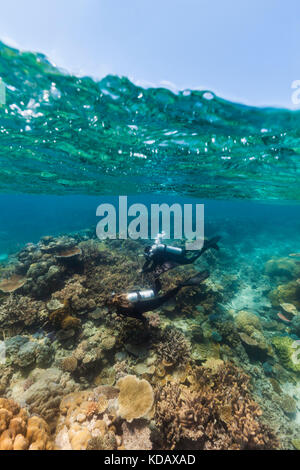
(181, 270, 210, 287)
(153, 261, 179, 277)
(187, 236, 221, 263)
(202, 236, 221, 253)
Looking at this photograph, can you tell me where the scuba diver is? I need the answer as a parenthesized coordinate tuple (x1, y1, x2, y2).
(109, 270, 210, 322)
(142, 234, 220, 276)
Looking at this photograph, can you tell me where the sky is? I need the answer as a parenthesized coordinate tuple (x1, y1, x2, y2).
(0, 0, 299, 108)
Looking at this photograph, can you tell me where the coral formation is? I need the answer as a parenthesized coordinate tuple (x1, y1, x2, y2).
(49, 299, 81, 330)
(272, 336, 300, 373)
(8, 368, 79, 432)
(265, 257, 300, 279)
(270, 281, 300, 309)
(0, 275, 27, 294)
(0, 398, 53, 450)
(155, 362, 279, 450)
(154, 326, 191, 367)
(116, 375, 154, 422)
(54, 384, 153, 450)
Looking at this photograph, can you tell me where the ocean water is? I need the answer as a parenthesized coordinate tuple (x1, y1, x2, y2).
(0, 41, 300, 450)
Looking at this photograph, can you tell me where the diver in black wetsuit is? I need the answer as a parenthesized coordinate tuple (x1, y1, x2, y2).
(109, 270, 209, 321)
(142, 235, 220, 276)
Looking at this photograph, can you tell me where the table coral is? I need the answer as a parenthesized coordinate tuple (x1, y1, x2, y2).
(0, 275, 27, 294)
(116, 375, 154, 423)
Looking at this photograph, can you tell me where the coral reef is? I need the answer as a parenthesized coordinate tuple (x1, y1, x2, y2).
(0, 235, 299, 451)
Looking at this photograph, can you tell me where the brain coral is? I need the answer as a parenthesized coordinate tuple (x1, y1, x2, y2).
(9, 367, 79, 432)
(265, 257, 300, 279)
(0, 398, 53, 450)
(116, 375, 154, 423)
(269, 281, 300, 309)
(235, 310, 262, 334)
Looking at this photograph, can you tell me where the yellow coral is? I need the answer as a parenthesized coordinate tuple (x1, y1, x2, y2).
(116, 375, 154, 423)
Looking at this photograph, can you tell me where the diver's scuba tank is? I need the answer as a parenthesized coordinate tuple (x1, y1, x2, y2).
(145, 243, 184, 259)
(126, 289, 156, 303)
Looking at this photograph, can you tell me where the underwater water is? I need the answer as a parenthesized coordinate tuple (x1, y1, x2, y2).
(0, 42, 300, 450)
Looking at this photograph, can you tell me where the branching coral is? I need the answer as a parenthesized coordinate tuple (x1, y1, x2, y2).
(0, 295, 46, 329)
(154, 326, 191, 368)
(154, 362, 279, 450)
(52, 275, 95, 313)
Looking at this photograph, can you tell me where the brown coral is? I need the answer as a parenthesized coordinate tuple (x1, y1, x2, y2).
(55, 247, 82, 260)
(155, 362, 279, 450)
(60, 356, 78, 373)
(0, 398, 53, 450)
(154, 326, 191, 368)
(49, 299, 80, 330)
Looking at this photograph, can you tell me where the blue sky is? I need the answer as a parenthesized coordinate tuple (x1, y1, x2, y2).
(0, 0, 299, 108)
